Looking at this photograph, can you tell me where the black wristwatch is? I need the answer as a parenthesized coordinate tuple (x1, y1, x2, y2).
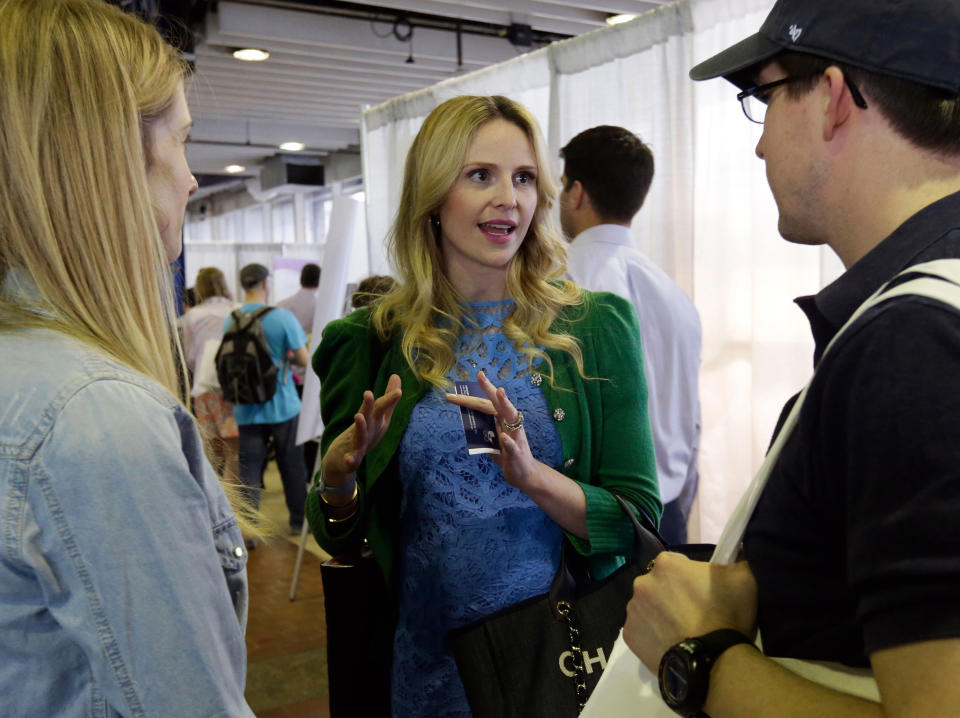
(658, 628, 752, 717)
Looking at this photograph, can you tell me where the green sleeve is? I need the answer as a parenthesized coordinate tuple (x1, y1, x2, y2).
(305, 309, 373, 557)
(567, 292, 662, 559)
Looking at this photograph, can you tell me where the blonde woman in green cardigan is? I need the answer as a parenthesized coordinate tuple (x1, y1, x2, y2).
(307, 95, 662, 718)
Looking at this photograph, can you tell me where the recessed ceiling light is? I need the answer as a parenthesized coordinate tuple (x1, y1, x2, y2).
(225, 164, 246, 174)
(606, 14, 637, 26)
(233, 48, 270, 62)
(279, 141, 305, 152)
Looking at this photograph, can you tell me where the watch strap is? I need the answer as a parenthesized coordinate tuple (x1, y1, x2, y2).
(659, 629, 753, 717)
(693, 628, 752, 667)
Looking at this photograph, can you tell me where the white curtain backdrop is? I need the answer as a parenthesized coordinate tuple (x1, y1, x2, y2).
(354, 0, 845, 541)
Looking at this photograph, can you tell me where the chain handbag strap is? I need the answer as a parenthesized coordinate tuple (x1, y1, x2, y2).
(553, 494, 663, 712)
(556, 599, 588, 711)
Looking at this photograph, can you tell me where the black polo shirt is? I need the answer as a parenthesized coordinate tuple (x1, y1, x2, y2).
(743, 189, 960, 667)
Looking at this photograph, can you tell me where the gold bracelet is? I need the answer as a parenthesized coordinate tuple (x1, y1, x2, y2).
(320, 480, 358, 507)
(327, 504, 359, 523)
(324, 483, 359, 523)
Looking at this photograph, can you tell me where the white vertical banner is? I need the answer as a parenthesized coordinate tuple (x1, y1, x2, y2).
(296, 195, 364, 446)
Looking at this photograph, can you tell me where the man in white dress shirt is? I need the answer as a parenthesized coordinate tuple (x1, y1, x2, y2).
(560, 125, 701, 544)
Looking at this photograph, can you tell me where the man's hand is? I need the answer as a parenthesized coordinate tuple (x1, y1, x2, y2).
(624, 552, 758, 671)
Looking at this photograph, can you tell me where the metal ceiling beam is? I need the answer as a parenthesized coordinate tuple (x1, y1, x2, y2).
(533, 0, 664, 16)
(330, 0, 609, 36)
(196, 41, 488, 74)
(195, 51, 452, 86)
(208, 1, 522, 66)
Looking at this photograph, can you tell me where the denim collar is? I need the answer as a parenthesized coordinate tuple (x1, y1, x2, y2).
(1, 268, 57, 319)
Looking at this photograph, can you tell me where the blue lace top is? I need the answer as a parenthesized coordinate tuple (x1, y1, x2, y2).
(391, 300, 564, 718)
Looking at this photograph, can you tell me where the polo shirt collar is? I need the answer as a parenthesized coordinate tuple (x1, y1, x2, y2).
(796, 188, 960, 364)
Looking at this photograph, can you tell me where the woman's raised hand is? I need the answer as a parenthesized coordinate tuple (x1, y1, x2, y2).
(445, 370, 537, 488)
(322, 373, 402, 484)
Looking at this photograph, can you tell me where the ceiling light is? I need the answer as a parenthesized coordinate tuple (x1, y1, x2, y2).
(606, 14, 637, 26)
(224, 164, 246, 174)
(279, 141, 305, 152)
(233, 48, 270, 62)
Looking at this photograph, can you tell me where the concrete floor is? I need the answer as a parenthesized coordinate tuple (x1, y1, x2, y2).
(245, 466, 332, 716)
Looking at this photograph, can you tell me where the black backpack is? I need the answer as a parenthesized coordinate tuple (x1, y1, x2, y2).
(216, 307, 279, 405)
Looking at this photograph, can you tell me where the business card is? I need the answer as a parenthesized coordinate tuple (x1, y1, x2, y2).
(453, 380, 500, 455)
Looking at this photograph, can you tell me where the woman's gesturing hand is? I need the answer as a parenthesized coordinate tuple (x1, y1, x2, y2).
(322, 373, 402, 485)
(445, 370, 537, 488)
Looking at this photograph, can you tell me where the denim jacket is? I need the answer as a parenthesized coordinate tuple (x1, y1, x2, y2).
(0, 327, 254, 717)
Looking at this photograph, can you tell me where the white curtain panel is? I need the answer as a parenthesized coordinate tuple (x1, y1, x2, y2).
(552, 3, 695, 293)
(358, 0, 849, 541)
(361, 111, 427, 276)
(689, 0, 808, 540)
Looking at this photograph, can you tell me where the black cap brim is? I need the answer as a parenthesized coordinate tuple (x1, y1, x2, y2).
(689, 32, 784, 87)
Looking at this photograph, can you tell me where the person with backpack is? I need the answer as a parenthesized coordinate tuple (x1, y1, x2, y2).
(224, 263, 310, 537)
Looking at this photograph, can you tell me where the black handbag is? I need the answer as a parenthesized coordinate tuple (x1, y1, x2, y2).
(319, 327, 394, 718)
(320, 545, 393, 718)
(448, 495, 714, 718)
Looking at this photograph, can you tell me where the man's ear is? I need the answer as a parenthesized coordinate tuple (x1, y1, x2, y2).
(823, 66, 855, 141)
(569, 179, 586, 210)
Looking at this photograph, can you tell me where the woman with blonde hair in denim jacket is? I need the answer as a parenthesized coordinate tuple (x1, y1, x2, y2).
(0, 1, 254, 714)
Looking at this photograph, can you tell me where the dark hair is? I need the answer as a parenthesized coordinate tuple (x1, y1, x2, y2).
(239, 262, 269, 290)
(776, 51, 960, 156)
(182, 286, 197, 310)
(560, 126, 654, 223)
(300, 263, 320, 288)
(351, 275, 397, 308)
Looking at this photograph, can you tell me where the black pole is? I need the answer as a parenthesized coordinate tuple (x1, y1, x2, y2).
(456, 19, 463, 70)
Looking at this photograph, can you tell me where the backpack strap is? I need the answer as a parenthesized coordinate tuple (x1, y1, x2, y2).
(226, 308, 243, 330)
(230, 305, 274, 331)
(251, 306, 275, 321)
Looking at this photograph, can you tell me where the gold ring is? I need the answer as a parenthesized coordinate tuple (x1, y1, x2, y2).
(646, 559, 656, 573)
(502, 410, 524, 432)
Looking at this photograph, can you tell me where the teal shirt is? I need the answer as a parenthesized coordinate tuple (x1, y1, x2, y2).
(225, 303, 307, 425)
(306, 290, 661, 590)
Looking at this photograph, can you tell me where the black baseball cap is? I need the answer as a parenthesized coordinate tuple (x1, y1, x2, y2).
(239, 263, 270, 289)
(690, 0, 960, 93)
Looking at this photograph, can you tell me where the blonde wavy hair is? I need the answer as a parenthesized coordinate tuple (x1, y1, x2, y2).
(372, 95, 585, 388)
(0, 0, 187, 398)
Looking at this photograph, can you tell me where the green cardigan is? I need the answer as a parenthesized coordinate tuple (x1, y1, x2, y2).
(306, 290, 661, 592)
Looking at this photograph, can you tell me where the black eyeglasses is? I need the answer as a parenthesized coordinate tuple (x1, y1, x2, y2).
(737, 74, 868, 124)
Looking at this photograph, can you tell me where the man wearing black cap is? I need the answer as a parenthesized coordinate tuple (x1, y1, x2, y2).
(231, 263, 310, 535)
(623, 1, 960, 716)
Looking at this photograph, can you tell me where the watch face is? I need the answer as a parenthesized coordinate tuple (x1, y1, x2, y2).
(659, 652, 690, 704)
